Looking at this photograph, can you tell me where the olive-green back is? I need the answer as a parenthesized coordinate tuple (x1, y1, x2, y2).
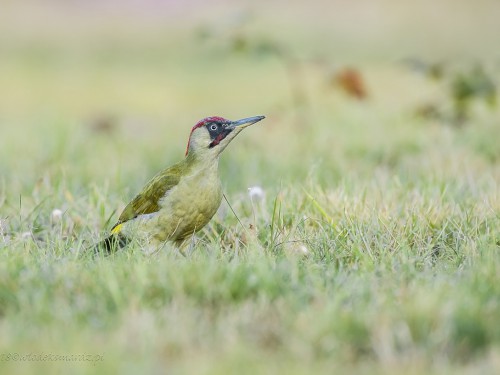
(111, 161, 190, 230)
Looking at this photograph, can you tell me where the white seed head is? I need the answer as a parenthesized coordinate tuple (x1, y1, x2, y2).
(297, 245, 309, 255)
(286, 243, 310, 257)
(248, 186, 265, 201)
(51, 208, 63, 222)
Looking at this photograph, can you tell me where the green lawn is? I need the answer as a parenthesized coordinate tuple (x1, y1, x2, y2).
(1, 1, 499, 374)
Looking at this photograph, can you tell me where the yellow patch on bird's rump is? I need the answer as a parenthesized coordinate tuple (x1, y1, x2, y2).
(111, 223, 123, 234)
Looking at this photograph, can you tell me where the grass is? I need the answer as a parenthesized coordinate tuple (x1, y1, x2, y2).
(1, 1, 500, 374)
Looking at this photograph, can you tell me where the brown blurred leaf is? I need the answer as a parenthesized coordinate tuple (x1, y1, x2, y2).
(332, 67, 368, 100)
(88, 115, 118, 135)
(414, 103, 441, 120)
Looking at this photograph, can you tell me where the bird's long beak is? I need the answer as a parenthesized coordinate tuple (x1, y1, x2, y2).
(228, 115, 265, 129)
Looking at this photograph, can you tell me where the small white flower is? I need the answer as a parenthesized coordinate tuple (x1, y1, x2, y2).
(286, 243, 309, 257)
(51, 208, 63, 222)
(297, 245, 309, 255)
(248, 186, 265, 201)
(21, 231, 32, 239)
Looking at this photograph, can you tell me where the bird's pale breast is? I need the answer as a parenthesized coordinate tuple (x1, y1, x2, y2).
(132, 162, 223, 244)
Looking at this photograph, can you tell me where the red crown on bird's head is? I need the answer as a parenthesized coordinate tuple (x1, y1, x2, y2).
(186, 116, 228, 156)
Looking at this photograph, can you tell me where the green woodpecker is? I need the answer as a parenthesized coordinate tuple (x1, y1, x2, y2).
(95, 115, 265, 253)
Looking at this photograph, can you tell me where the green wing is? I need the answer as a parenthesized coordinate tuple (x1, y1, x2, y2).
(111, 162, 185, 232)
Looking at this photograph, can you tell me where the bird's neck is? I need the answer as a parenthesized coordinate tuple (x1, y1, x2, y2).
(184, 150, 220, 174)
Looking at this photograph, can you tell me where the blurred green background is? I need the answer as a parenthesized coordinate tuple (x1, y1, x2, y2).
(1, 0, 499, 192)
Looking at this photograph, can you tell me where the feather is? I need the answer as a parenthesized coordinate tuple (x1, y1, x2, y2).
(115, 161, 186, 225)
(93, 234, 129, 255)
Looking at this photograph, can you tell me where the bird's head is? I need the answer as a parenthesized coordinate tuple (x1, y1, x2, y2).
(185, 115, 265, 158)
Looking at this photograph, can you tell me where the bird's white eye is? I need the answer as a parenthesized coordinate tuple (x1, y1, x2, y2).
(210, 124, 218, 131)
